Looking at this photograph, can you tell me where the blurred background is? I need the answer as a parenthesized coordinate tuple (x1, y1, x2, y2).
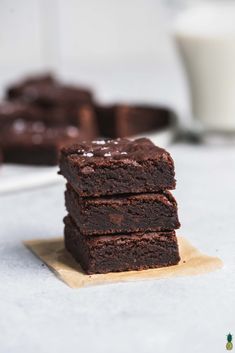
(0, 0, 190, 119)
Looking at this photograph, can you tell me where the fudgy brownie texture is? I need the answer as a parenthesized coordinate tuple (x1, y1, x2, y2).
(64, 215, 180, 274)
(7, 73, 93, 108)
(65, 183, 180, 235)
(95, 104, 173, 138)
(59, 138, 176, 197)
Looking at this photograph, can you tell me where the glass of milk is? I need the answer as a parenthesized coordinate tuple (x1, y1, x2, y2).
(174, 1, 235, 134)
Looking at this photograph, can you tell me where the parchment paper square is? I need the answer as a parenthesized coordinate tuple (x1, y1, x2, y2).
(24, 236, 223, 288)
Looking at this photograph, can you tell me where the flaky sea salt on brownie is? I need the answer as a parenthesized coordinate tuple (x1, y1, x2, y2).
(59, 138, 176, 197)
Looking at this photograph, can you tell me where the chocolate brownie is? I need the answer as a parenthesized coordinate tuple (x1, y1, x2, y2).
(0, 101, 97, 135)
(95, 104, 173, 138)
(0, 123, 83, 165)
(20, 83, 93, 108)
(0, 101, 98, 165)
(59, 138, 176, 197)
(0, 102, 43, 129)
(7, 74, 93, 108)
(65, 183, 180, 235)
(64, 215, 180, 274)
(6, 73, 55, 100)
(0, 101, 68, 129)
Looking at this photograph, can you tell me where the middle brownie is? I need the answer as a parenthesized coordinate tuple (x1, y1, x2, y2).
(65, 183, 180, 235)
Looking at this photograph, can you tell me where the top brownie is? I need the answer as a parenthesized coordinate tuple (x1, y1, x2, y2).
(59, 138, 176, 196)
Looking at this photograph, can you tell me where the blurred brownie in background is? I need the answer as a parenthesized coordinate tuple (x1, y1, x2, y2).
(0, 102, 97, 165)
(6, 73, 55, 100)
(0, 123, 83, 165)
(6, 73, 93, 108)
(0, 101, 97, 134)
(95, 104, 173, 138)
(0, 73, 97, 165)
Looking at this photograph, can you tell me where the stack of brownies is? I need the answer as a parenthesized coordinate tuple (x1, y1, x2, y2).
(59, 137, 180, 274)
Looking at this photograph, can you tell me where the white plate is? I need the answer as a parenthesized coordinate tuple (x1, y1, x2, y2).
(0, 164, 63, 195)
(135, 128, 174, 148)
(0, 128, 174, 195)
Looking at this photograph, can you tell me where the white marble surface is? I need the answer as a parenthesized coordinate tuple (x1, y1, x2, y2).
(0, 144, 235, 353)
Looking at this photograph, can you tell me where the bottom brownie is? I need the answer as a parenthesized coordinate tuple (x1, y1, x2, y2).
(64, 215, 180, 274)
